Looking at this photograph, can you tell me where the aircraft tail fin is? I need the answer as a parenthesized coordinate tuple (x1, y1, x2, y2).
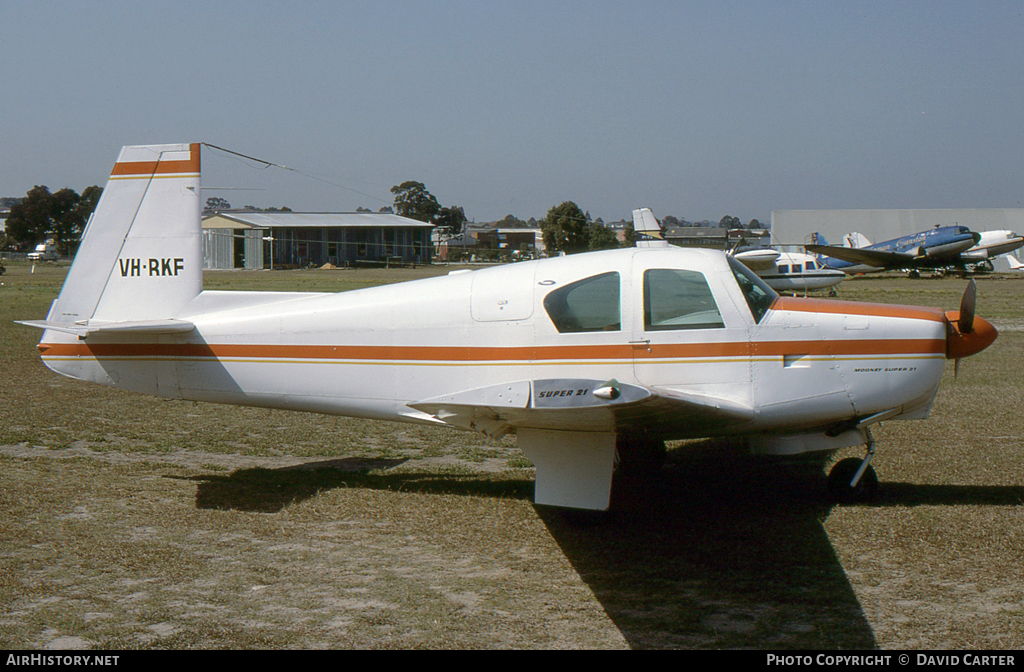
(632, 208, 670, 248)
(843, 232, 872, 248)
(45, 143, 203, 326)
(1006, 254, 1024, 270)
(805, 232, 835, 268)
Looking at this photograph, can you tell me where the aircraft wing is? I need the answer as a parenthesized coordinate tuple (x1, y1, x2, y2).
(733, 248, 780, 272)
(804, 244, 914, 269)
(407, 378, 754, 439)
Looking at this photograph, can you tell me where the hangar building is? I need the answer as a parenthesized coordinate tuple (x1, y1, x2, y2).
(202, 211, 435, 270)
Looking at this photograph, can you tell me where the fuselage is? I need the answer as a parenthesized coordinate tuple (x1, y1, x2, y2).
(754, 251, 846, 291)
(963, 230, 1024, 260)
(818, 225, 978, 272)
(38, 247, 949, 441)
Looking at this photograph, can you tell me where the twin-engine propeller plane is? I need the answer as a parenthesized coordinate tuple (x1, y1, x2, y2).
(818, 229, 1024, 275)
(805, 226, 986, 275)
(19, 144, 998, 510)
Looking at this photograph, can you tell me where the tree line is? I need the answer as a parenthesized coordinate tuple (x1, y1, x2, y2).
(2, 178, 759, 258)
(663, 214, 765, 230)
(388, 184, 630, 254)
(3, 186, 102, 255)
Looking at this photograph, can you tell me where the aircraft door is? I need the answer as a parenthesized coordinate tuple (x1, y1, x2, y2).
(631, 256, 752, 407)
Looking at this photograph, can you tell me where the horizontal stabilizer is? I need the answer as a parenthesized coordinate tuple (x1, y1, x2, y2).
(16, 318, 195, 338)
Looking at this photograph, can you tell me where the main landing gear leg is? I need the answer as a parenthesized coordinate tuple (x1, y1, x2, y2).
(827, 429, 879, 503)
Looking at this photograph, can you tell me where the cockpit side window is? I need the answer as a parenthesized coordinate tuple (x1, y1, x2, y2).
(727, 256, 778, 324)
(643, 269, 725, 330)
(543, 271, 621, 333)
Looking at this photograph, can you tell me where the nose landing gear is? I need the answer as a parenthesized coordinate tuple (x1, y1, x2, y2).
(827, 429, 879, 503)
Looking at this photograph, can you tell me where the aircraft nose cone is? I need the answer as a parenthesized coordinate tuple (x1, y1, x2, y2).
(945, 312, 998, 360)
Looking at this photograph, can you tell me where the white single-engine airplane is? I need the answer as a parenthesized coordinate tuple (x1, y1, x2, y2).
(19, 144, 999, 510)
(732, 249, 845, 293)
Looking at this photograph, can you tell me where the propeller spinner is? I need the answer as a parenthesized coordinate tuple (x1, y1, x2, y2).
(945, 279, 997, 378)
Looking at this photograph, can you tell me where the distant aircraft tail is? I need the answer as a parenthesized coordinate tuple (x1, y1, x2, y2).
(843, 232, 872, 248)
(805, 232, 836, 268)
(808, 231, 829, 247)
(1006, 255, 1024, 271)
(632, 208, 670, 248)
(25, 143, 203, 333)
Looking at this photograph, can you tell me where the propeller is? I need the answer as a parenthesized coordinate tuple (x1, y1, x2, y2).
(958, 278, 976, 335)
(946, 278, 997, 380)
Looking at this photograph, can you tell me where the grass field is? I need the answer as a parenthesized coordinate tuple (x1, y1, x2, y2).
(1, 259, 1022, 649)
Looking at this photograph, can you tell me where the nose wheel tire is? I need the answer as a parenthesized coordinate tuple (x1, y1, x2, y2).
(827, 457, 879, 503)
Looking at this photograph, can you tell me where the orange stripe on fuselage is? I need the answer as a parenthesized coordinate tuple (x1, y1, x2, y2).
(772, 296, 947, 323)
(36, 295, 949, 362)
(109, 143, 201, 177)
(640, 338, 943, 359)
(38, 342, 623, 361)
(37, 337, 945, 362)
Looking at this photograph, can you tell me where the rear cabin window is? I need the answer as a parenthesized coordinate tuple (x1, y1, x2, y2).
(644, 269, 725, 330)
(543, 272, 621, 333)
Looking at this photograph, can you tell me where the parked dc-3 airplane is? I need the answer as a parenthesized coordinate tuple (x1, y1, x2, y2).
(826, 230, 1024, 275)
(806, 226, 982, 275)
(19, 144, 999, 510)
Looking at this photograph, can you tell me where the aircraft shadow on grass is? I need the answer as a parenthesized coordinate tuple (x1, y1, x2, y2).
(185, 456, 534, 513)
(183, 445, 1024, 650)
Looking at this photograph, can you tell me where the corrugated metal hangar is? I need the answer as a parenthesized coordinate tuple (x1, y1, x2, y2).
(771, 208, 1024, 250)
(202, 212, 435, 269)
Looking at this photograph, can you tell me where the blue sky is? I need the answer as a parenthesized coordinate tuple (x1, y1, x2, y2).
(2, 1, 1022, 227)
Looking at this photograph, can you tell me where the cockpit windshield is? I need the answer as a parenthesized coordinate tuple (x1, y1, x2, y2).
(727, 256, 778, 324)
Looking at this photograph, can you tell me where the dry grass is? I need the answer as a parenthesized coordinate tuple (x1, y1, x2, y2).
(1, 260, 1022, 649)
